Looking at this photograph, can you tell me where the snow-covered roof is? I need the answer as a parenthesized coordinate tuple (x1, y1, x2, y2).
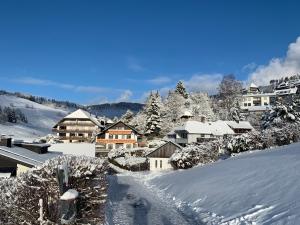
(174, 120, 235, 136)
(49, 143, 95, 157)
(224, 121, 254, 130)
(250, 82, 258, 88)
(65, 109, 92, 119)
(60, 109, 102, 127)
(0, 146, 61, 167)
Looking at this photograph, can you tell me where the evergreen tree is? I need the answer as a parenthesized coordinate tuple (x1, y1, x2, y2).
(175, 81, 188, 99)
(121, 109, 134, 124)
(144, 91, 162, 137)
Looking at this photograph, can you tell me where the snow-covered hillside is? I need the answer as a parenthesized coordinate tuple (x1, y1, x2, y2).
(140, 143, 300, 225)
(0, 95, 68, 140)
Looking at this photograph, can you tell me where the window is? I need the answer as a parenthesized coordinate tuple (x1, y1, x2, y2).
(201, 134, 205, 137)
(59, 133, 66, 137)
(70, 133, 75, 137)
(115, 135, 119, 139)
(160, 160, 162, 168)
(244, 103, 247, 107)
(109, 134, 113, 139)
(127, 134, 131, 139)
(155, 160, 158, 168)
(248, 103, 251, 106)
(264, 102, 268, 106)
(78, 133, 84, 137)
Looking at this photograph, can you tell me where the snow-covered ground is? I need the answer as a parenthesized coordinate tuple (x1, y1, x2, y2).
(0, 95, 69, 140)
(49, 143, 95, 157)
(106, 174, 201, 225)
(139, 143, 300, 225)
(106, 143, 300, 225)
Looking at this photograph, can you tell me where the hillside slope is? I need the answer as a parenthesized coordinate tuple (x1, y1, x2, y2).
(0, 95, 68, 140)
(142, 143, 300, 225)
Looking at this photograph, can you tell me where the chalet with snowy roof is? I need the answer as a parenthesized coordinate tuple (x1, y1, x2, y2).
(95, 121, 141, 157)
(0, 136, 60, 176)
(147, 141, 182, 171)
(166, 120, 253, 146)
(52, 109, 103, 143)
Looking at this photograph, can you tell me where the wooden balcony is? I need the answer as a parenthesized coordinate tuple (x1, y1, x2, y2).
(96, 139, 137, 144)
(107, 130, 132, 135)
(52, 128, 95, 133)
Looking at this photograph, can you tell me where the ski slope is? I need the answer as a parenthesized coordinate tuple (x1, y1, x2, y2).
(137, 143, 300, 225)
(0, 95, 69, 140)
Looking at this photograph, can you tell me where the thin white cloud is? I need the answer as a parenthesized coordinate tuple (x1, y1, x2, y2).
(147, 76, 172, 85)
(127, 57, 145, 72)
(184, 73, 223, 95)
(117, 89, 133, 102)
(242, 62, 257, 72)
(13, 77, 108, 93)
(249, 36, 300, 85)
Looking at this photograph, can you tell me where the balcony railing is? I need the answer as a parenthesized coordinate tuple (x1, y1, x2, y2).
(52, 128, 95, 133)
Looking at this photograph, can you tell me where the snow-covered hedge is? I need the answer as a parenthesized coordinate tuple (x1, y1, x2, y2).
(108, 148, 149, 171)
(226, 131, 265, 153)
(0, 155, 108, 225)
(170, 142, 220, 169)
(226, 124, 300, 154)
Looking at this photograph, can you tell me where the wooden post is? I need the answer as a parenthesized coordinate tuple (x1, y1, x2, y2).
(38, 198, 43, 225)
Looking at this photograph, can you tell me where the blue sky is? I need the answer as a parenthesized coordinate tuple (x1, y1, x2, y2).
(0, 0, 300, 104)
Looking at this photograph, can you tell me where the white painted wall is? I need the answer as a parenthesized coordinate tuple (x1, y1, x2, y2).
(149, 157, 173, 171)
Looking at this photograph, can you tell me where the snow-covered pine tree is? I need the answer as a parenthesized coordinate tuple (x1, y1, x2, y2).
(188, 92, 217, 122)
(175, 81, 189, 99)
(144, 91, 162, 137)
(121, 109, 134, 124)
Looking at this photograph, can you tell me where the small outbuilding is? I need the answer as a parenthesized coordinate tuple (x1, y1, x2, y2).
(147, 141, 182, 171)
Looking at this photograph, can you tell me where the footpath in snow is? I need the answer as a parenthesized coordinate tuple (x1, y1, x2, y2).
(105, 174, 202, 225)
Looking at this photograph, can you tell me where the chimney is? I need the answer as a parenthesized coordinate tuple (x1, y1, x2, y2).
(0, 136, 12, 148)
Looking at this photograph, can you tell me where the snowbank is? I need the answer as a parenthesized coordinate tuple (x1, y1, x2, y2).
(144, 143, 300, 224)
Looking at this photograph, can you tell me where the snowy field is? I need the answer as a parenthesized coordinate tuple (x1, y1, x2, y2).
(107, 143, 300, 225)
(49, 143, 95, 157)
(0, 95, 68, 140)
(139, 143, 300, 225)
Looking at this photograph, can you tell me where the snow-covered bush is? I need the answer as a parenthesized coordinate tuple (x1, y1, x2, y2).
(0, 156, 108, 225)
(170, 142, 219, 169)
(226, 131, 264, 153)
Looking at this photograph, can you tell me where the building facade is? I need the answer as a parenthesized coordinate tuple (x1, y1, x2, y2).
(147, 141, 182, 171)
(53, 109, 103, 143)
(95, 121, 141, 157)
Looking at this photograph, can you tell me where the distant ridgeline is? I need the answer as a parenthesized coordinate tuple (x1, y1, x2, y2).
(0, 90, 144, 120)
(87, 102, 144, 118)
(0, 90, 83, 110)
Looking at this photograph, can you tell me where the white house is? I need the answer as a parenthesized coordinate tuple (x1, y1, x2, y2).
(166, 120, 254, 146)
(147, 141, 182, 171)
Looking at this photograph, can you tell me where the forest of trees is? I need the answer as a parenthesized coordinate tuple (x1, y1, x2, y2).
(0, 106, 27, 123)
